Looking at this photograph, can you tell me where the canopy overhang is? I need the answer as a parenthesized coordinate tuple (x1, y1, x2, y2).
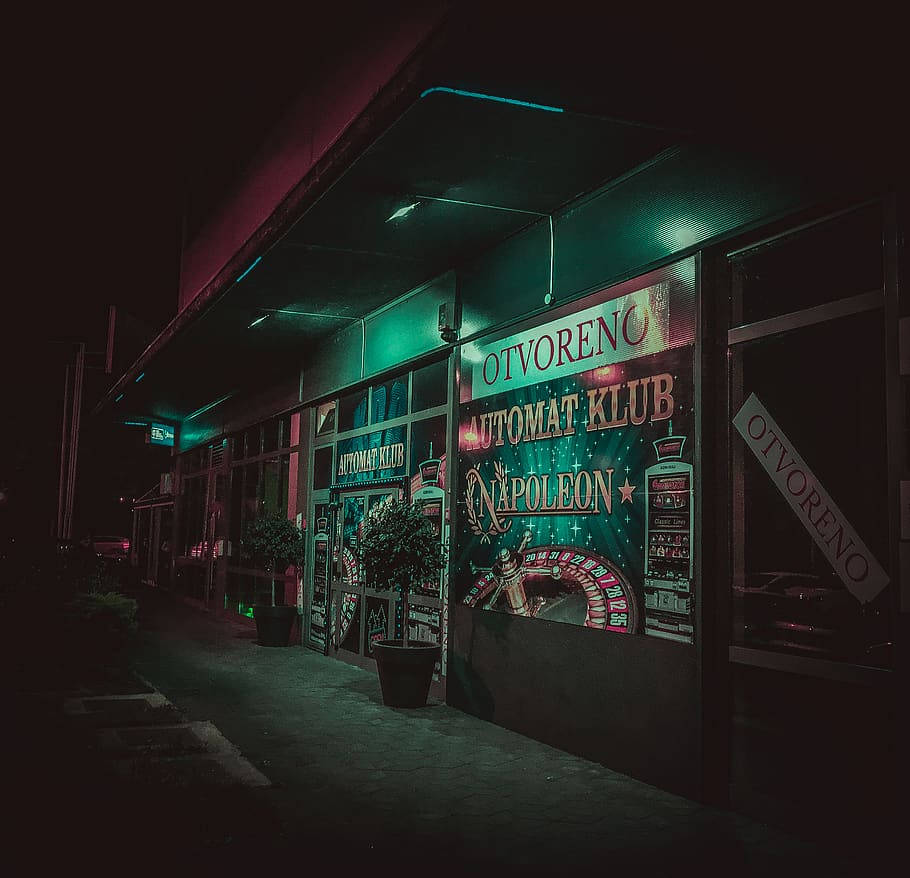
(96, 79, 681, 426)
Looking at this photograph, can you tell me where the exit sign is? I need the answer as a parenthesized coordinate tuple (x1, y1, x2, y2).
(149, 423, 175, 446)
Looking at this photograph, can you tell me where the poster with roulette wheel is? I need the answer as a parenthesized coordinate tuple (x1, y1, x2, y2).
(455, 263, 697, 642)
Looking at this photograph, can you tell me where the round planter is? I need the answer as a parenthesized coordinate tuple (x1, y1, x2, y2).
(254, 605, 297, 647)
(372, 639, 441, 707)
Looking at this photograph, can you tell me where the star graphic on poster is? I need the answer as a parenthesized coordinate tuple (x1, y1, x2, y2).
(619, 477, 637, 504)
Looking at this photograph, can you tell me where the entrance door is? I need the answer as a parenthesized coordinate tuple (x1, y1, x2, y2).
(329, 489, 397, 668)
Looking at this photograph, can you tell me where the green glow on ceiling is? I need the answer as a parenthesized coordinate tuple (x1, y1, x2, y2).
(386, 202, 420, 222)
(420, 86, 564, 114)
(185, 393, 233, 422)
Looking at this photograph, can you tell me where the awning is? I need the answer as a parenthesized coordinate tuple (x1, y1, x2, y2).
(96, 84, 679, 425)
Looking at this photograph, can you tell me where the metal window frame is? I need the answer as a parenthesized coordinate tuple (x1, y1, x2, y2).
(726, 196, 896, 681)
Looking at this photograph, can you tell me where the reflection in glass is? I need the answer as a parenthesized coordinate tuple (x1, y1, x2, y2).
(371, 374, 408, 423)
(733, 310, 890, 666)
(338, 388, 368, 432)
(412, 359, 448, 412)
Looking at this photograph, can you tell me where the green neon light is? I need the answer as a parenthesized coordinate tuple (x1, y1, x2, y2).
(386, 202, 419, 222)
(122, 420, 147, 427)
(114, 393, 124, 403)
(134, 372, 145, 383)
(236, 256, 262, 282)
(238, 602, 255, 619)
(185, 393, 232, 421)
(247, 314, 269, 329)
(420, 86, 564, 113)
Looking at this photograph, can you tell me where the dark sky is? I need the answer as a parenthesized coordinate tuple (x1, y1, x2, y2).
(2, 12, 358, 541)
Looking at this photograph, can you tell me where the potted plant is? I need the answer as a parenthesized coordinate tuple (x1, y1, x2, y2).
(357, 497, 447, 707)
(242, 514, 305, 647)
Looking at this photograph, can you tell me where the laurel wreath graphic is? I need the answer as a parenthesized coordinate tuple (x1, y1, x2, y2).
(465, 462, 511, 545)
(465, 472, 489, 543)
(494, 460, 507, 491)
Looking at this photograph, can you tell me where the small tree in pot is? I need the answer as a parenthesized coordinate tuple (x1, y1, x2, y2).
(358, 498, 447, 707)
(242, 514, 305, 646)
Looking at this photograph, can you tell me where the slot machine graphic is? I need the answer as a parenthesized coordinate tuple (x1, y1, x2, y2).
(308, 515, 330, 652)
(644, 423, 695, 643)
(409, 446, 448, 674)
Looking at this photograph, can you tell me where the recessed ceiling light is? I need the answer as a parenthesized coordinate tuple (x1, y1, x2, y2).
(386, 202, 420, 222)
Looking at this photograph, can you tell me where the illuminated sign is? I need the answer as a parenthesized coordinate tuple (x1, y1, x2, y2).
(335, 426, 406, 485)
(455, 339, 695, 640)
(149, 423, 175, 446)
(733, 394, 889, 603)
(468, 283, 670, 400)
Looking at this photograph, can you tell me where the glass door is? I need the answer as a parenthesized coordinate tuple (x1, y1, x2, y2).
(306, 500, 331, 652)
(329, 488, 397, 663)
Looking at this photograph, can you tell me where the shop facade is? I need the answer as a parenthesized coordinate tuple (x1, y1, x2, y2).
(102, 19, 906, 846)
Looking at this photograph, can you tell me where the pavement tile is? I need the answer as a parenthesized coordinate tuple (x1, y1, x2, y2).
(26, 585, 881, 872)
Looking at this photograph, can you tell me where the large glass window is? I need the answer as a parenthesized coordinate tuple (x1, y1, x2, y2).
(316, 401, 336, 437)
(730, 208, 891, 668)
(313, 446, 333, 490)
(412, 358, 448, 412)
(178, 474, 208, 558)
(262, 417, 280, 454)
(370, 373, 408, 424)
(338, 387, 368, 432)
(731, 310, 891, 667)
(733, 204, 882, 325)
(452, 260, 697, 642)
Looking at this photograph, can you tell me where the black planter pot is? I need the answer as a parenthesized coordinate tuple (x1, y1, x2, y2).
(254, 605, 297, 647)
(372, 639, 441, 707)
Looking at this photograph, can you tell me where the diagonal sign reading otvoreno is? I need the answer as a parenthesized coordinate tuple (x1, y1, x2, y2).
(733, 394, 889, 603)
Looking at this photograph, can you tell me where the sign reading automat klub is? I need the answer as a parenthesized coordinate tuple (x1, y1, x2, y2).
(454, 261, 698, 643)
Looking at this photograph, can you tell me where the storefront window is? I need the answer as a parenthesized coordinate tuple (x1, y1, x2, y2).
(338, 387, 368, 432)
(453, 259, 697, 642)
(731, 310, 891, 667)
(279, 412, 293, 447)
(313, 446, 333, 490)
(412, 358, 448, 412)
(370, 373, 408, 424)
(262, 417, 280, 454)
(410, 415, 447, 483)
(316, 401, 336, 436)
(179, 474, 208, 557)
(243, 425, 261, 459)
(261, 455, 290, 518)
(734, 205, 881, 325)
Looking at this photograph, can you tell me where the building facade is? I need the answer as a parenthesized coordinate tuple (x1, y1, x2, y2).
(110, 10, 907, 848)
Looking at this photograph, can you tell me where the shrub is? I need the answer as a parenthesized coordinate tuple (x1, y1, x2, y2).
(241, 515, 305, 605)
(357, 498, 447, 646)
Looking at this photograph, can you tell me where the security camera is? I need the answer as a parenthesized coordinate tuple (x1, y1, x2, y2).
(438, 303, 458, 343)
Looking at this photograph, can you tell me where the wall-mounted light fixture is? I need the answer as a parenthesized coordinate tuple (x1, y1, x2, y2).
(386, 202, 420, 222)
(400, 194, 555, 306)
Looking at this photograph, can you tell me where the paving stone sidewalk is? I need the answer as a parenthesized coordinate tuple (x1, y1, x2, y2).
(83, 585, 881, 875)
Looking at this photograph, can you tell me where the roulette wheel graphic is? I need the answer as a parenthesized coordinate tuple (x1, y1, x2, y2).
(463, 530, 638, 634)
(331, 546, 360, 648)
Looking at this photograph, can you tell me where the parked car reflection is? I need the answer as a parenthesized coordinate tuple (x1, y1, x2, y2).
(80, 535, 131, 561)
(733, 571, 890, 666)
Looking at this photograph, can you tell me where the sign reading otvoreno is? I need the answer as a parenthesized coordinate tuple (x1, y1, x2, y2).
(469, 283, 670, 401)
(733, 394, 889, 603)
